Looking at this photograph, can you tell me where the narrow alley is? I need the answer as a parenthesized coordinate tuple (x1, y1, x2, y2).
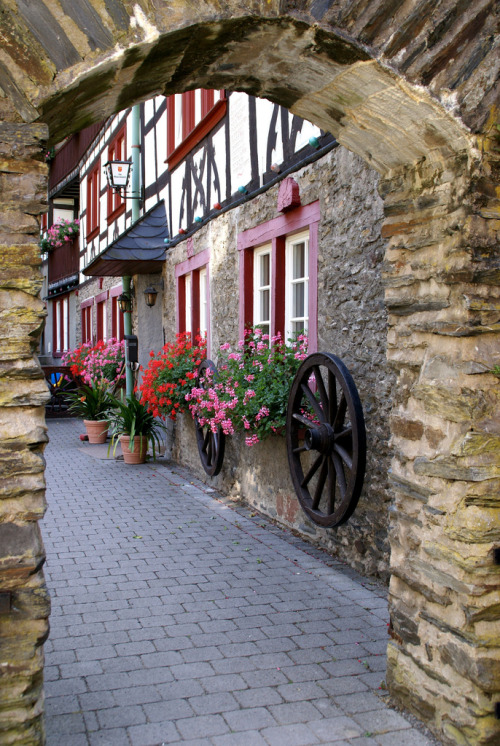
(42, 420, 437, 746)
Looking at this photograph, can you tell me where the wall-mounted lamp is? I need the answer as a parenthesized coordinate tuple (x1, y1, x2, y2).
(104, 160, 131, 190)
(118, 292, 132, 313)
(144, 285, 158, 308)
(104, 160, 143, 202)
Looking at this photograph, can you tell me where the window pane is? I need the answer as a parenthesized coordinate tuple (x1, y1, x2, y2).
(293, 242, 305, 279)
(175, 94, 183, 148)
(292, 320, 305, 335)
(185, 274, 192, 333)
(63, 298, 69, 350)
(293, 282, 305, 318)
(55, 301, 61, 351)
(260, 253, 270, 286)
(199, 268, 207, 336)
(260, 288, 270, 323)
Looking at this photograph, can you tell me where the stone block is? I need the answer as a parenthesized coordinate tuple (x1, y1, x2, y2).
(0, 522, 45, 579)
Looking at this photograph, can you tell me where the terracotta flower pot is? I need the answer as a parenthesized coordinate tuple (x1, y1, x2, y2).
(84, 419, 109, 444)
(120, 434, 148, 464)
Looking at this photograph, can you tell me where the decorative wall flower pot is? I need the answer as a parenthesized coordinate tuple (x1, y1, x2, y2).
(120, 434, 148, 464)
(83, 419, 109, 444)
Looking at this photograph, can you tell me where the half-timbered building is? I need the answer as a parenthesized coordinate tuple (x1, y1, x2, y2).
(41, 90, 390, 577)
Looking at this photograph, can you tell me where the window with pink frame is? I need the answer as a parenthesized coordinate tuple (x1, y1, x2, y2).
(237, 201, 319, 351)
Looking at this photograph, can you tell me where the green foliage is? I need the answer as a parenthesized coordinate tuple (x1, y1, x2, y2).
(65, 382, 112, 421)
(107, 393, 167, 458)
(187, 329, 308, 446)
(39, 218, 80, 254)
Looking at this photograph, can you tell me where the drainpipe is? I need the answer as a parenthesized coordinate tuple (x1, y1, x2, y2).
(123, 104, 141, 397)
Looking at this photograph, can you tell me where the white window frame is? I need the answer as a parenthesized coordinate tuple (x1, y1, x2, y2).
(199, 267, 207, 338)
(285, 231, 309, 339)
(253, 244, 272, 336)
(185, 273, 192, 334)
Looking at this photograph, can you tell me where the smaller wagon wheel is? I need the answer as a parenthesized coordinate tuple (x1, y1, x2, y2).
(286, 353, 366, 527)
(194, 359, 225, 477)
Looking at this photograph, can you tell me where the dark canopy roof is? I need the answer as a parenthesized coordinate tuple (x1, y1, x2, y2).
(83, 200, 169, 277)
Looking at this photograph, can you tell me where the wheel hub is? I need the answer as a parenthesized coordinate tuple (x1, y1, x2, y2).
(304, 423, 334, 454)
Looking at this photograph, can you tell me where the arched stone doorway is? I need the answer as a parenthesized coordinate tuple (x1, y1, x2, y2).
(0, 3, 498, 745)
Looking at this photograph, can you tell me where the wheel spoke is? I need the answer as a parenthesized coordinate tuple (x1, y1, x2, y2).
(313, 366, 329, 414)
(335, 426, 352, 441)
(327, 456, 336, 514)
(292, 412, 316, 428)
(334, 443, 353, 471)
(328, 370, 337, 423)
(203, 429, 210, 451)
(301, 453, 323, 488)
(312, 457, 328, 509)
(332, 452, 346, 498)
(300, 383, 324, 422)
(334, 392, 347, 431)
(293, 444, 309, 454)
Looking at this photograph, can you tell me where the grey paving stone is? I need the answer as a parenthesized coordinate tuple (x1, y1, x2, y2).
(143, 698, 195, 721)
(375, 730, 435, 745)
(88, 727, 131, 745)
(212, 730, 267, 746)
(269, 701, 324, 725)
(127, 720, 180, 745)
(44, 694, 81, 716)
(223, 705, 277, 731)
(198, 673, 248, 694)
(309, 715, 364, 741)
(78, 691, 117, 711)
(277, 682, 328, 702)
(45, 711, 86, 735)
(352, 708, 413, 733)
(45, 733, 89, 746)
(175, 714, 230, 739)
(188, 691, 239, 715)
(261, 722, 320, 745)
(334, 692, 387, 714)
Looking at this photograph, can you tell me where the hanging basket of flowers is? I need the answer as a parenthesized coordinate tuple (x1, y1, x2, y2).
(39, 218, 80, 254)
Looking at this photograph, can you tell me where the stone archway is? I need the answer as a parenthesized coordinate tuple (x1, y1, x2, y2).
(0, 3, 498, 744)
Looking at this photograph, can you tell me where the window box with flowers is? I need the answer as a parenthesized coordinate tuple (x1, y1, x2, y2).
(138, 328, 308, 483)
(39, 218, 80, 254)
(186, 328, 308, 447)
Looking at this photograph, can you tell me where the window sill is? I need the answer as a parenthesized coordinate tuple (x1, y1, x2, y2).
(167, 99, 227, 171)
(87, 226, 99, 242)
(107, 202, 126, 225)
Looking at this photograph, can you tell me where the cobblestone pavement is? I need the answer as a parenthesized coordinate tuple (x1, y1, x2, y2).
(43, 419, 437, 746)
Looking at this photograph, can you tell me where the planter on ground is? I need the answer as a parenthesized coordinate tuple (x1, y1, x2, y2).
(119, 434, 148, 464)
(83, 420, 109, 444)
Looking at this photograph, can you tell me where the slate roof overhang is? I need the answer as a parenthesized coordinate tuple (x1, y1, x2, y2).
(83, 201, 169, 277)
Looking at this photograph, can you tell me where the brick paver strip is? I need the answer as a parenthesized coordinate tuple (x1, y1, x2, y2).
(43, 420, 439, 745)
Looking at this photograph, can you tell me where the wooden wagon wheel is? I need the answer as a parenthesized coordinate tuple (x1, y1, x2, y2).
(195, 359, 225, 477)
(286, 353, 366, 527)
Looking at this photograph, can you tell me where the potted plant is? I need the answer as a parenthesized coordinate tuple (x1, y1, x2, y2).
(107, 394, 166, 464)
(65, 382, 112, 443)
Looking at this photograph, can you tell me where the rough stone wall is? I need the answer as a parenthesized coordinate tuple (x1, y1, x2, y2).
(381, 144, 500, 744)
(0, 3, 498, 744)
(166, 147, 394, 579)
(0, 119, 50, 745)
